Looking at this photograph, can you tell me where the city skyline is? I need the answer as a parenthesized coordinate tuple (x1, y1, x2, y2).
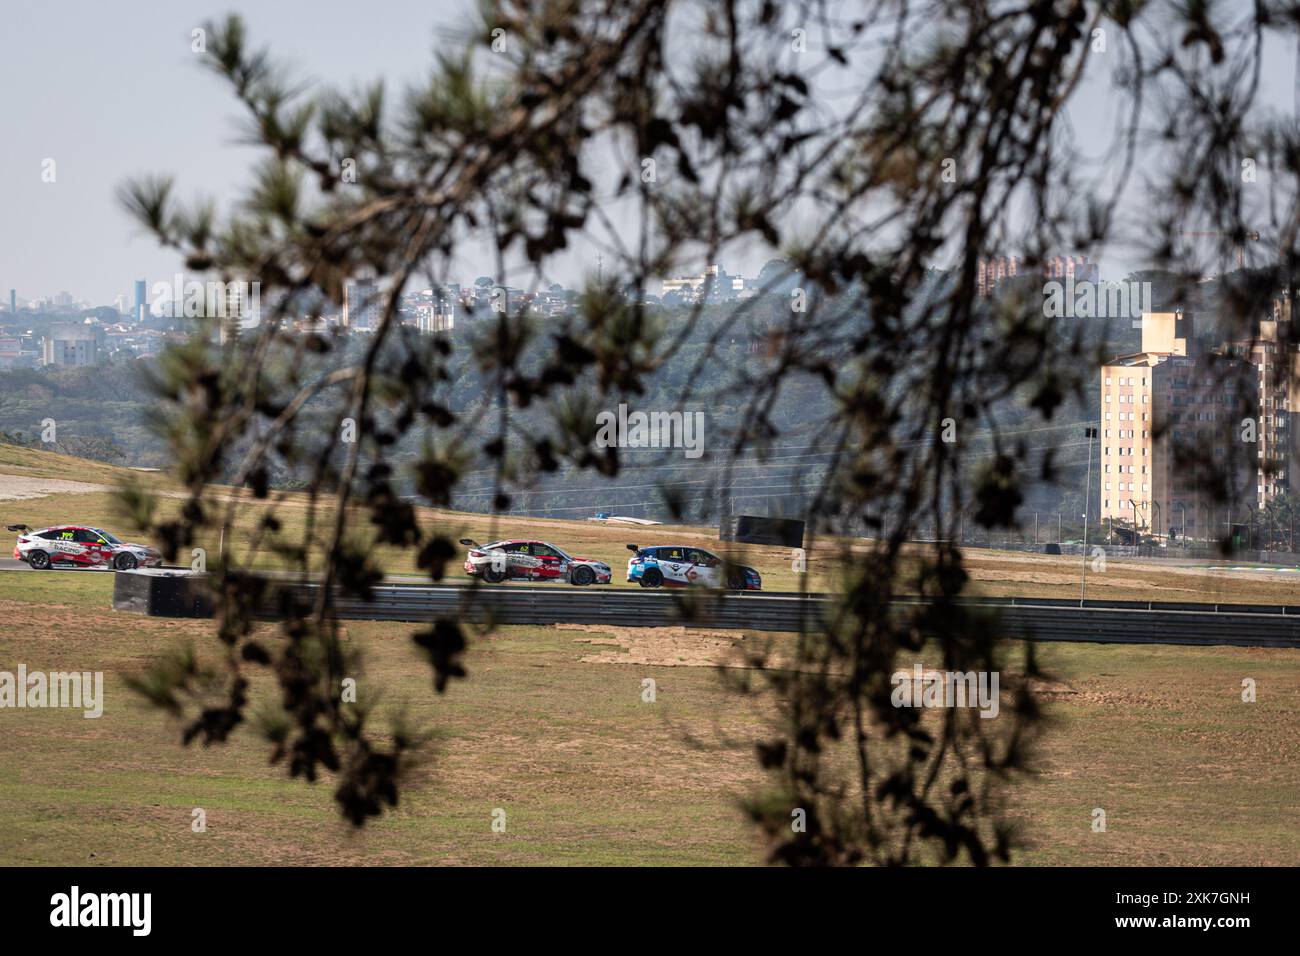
(8, 1, 1298, 307)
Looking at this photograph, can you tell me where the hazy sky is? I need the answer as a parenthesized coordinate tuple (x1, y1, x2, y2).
(3, 1, 1296, 306)
(2, 0, 483, 305)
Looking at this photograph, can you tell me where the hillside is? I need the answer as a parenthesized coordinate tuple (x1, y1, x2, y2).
(0, 442, 173, 487)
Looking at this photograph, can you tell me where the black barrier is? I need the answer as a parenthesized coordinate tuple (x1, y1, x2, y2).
(719, 514, 805, 548)
(111, 568, 214, 618)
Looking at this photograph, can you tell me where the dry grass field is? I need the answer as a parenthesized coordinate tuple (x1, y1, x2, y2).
(0, 447, 1297, 865)
(0, 571, 1296, 866)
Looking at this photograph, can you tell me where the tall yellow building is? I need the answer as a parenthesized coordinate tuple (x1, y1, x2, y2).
(1099, 311, 1269, 541)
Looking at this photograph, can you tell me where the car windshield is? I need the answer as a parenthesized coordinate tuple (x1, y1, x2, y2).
(549, 544, 572, 561)
(93, 529, 122, 544)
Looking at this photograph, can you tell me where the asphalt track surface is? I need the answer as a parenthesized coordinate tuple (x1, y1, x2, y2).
(298, 581, 1300, 648)
(5, 560, 1298, 647)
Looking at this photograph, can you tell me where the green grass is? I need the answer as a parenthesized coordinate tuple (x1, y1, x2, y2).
(0, 567, 116, 608)
(0, 564, 1296, 865)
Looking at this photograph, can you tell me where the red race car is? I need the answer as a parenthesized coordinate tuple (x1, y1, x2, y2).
(459, 538, 612, 585)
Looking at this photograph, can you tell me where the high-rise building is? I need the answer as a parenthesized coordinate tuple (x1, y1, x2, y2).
(1227, 298, 1300, 507)
(1043, 254, 1099, 285)
(1099, 310, 1290, 542)
(133, 279, 147, 323)
(419, 285, 456, 332)
(978, 254, 1099, 297)
(977, 256, 1020, 297)
(343, 279, 381, 331)
(413, 305, 454, 332)
(8, 289, 15, 314)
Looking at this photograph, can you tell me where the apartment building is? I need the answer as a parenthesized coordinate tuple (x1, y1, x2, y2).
(977, 254, 1099, 297)
(1227, 297, 1300, 506)
(343, 278, 381, 331)
(976, 256, 1020, 298)
(661, 265, 736, 303)
(1100, 309, 1293, 540)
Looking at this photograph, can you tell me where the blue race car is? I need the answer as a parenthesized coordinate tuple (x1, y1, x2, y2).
(625, 544, 761, 590)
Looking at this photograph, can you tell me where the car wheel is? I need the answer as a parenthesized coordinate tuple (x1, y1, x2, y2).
(115, 553, 138, 571)
(28, 550, 51, 570)
(571, 566, 595, 586)
(482, 565, 506, 584)
(641, 567, 663, 588)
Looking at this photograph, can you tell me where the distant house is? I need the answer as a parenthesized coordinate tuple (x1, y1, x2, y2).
(0, 336, 39, 369)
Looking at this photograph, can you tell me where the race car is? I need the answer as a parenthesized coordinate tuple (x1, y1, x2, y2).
(459, 538, 612, 585)
(7, 524, 164, 571)
(625, 544, 762, 590)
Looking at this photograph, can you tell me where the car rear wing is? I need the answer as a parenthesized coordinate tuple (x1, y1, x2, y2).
(6, 524, 30, 533)
(625, 543, 640, 553)
(458, 538, 480, 548)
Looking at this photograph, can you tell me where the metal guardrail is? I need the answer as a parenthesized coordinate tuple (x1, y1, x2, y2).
(101, 564, 1300, 648)
(267, 583, 1300, 649)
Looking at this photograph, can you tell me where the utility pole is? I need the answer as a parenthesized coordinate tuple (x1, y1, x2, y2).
(1081, 426, 1098, 601)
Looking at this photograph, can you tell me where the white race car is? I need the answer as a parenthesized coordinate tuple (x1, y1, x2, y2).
(625, 544, 762, 590)
(459, 538, 612, 585)
(8, 524, 163, 571)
